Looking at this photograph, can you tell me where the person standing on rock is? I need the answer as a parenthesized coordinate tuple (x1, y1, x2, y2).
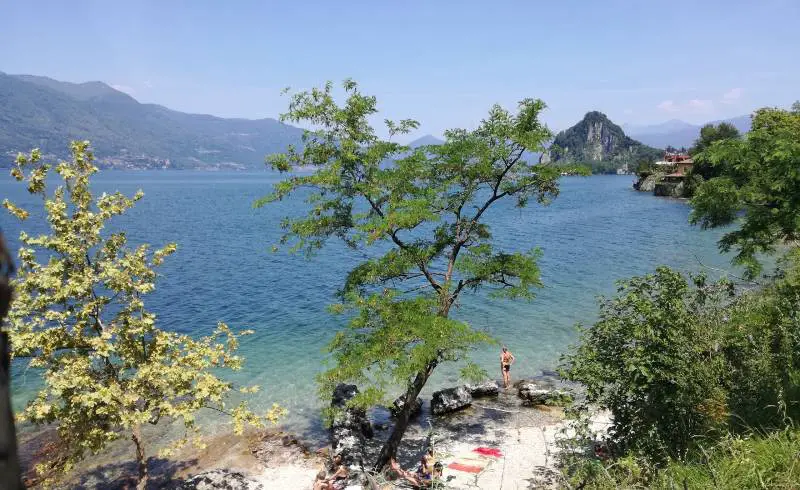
(501, 346, 515, 389)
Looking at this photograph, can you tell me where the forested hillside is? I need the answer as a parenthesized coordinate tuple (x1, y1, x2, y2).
(0, 72, 304, 169)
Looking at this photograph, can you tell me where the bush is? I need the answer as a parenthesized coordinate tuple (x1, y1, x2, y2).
(562, 267, 735, 462)
(559, 259, 800, 487)
(563, 263, 800, 460)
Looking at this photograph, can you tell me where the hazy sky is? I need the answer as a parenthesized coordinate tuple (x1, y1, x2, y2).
(1, 0, 798, 138)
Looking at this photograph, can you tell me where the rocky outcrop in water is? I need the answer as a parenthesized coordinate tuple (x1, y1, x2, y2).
(517, 381, 574, 407)
(175, 469, 264, 490)
(390, 394, 422, 418)
(465, 380, 500, 398)
(633, 172, 662, 192)
(542, 111, 661, 173)
(431, 386, 473, 415)
(330, 384, 373, 469)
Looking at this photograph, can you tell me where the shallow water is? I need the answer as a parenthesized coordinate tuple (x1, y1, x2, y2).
(1, 171, 735, 441)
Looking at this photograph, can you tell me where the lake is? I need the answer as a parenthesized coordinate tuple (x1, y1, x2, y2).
(1, 171, 734, 440)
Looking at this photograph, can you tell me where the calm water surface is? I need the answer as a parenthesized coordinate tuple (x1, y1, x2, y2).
(0, 171, 734, 439)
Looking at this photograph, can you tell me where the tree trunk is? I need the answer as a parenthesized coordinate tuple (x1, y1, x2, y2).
(132, 425, 148, 490)
(0, 333, 23, 490)
(373, 361, 435, 472)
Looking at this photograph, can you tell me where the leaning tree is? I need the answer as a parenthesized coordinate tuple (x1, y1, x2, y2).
(259, 80, 571, 470)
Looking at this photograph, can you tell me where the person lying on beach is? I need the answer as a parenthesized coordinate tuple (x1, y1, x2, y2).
(387, 457, 421, 486)
(313, 469, 332, 490)
(328, 455, 349, 489)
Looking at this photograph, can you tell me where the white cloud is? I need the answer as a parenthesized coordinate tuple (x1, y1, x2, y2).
(143, 80, 154, 89)
(722, 87, 743, 104)
(657, 99, 714, 114)
(657, 100, 678, 113)
(111, 84, 135, 95)
(623, 109, 634, 115)
(688, 99, 714, 111)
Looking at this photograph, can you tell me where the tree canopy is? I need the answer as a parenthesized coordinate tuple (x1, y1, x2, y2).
(259, 79, 565, 469)
(689, 106, 800, 277)
(689, 122, 742, 181)
(3, 142, 278, 487)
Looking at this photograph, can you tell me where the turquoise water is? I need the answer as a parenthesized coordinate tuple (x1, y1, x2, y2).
(1, 171, 734, 440)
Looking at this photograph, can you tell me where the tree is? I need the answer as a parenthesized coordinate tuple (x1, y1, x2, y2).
(259, 80, 563, 470)
(3, 142, 278, 488)
(688, 122, 741, 181)
(689, 107, 800, 277)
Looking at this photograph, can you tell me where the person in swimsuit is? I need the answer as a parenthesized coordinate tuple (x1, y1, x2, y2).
(387, 457, 422, 486)
(416, 447, 437, 485)
(326, 455, 348, 490)
(313, 469, 332, 490)
(501, 346, 515, 389)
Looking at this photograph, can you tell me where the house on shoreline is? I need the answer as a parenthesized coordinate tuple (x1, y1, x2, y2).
(634, 152, 694, 197)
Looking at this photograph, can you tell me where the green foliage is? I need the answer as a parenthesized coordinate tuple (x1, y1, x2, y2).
(3, 142, 279, 486)
(562, 267, 735, 462)
(554, 164, 592, 176)
(261, 80, 560, 466)
(320, 293, 493, 411)
(688, 122, 741, 182)
(690, 122, 741, 157)
(561, 260, 800, 485)
(561, 429, 800, 489)
(689, 107, 800, 278)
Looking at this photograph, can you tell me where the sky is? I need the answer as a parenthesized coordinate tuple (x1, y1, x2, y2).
(1, 0, 798, 139)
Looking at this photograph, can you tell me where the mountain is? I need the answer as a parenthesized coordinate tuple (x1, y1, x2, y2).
(627, 115, 752, 149)
(623, 119, 696, 136)
(408, 134, 444, 148)
(0, 72, 304, 169)
(543, 111, 661, 174)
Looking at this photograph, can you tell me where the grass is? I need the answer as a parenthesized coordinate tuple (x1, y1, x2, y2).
(567, 428, 800, 489)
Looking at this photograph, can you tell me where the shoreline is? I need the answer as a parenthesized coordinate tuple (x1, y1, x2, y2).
(24, 372, 612, 489)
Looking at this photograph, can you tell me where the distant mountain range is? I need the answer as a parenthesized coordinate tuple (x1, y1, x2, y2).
(0, 71, 758, 170)
(0, 72, 304, 169)
(624, 115, 752, 149)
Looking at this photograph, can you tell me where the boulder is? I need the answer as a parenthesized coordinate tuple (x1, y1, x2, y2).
(517, 381, 574, 407)
(176, 469, 264, 490)
(389, 395, 422, 418)
(330, 384, 372, 469)
(431, 386, 472, 416)
(465, 380, 500, 398)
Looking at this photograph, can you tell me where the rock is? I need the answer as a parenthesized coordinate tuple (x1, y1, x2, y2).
(332, 383, 359, 408)
(517, 382, 574, 407)
(176, 469, 263, 490)
(431, 386, 472, 416)
(465, 380, 500, 398)
(654, 180, 686, 198)
(330, 384, 372, 470)
(389, 395, 422, 418)
(633, 172, 662, 192)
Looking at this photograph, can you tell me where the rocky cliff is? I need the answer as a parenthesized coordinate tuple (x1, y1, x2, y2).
(543, 111, 661, 174)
